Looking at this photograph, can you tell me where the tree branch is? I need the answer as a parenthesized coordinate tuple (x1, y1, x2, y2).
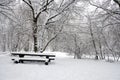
(41, 26, 63, 52)
(46, 0, 75, 24)
(22, 0, 35, 19)
(35, 0, 54, 20)
(89, 1, 120, 20)
(113, 0, 120, 8)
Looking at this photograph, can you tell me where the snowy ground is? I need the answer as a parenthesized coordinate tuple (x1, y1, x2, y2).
(0, 52, 120, 80)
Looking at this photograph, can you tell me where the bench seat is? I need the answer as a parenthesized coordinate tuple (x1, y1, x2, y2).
(12, 57, 49, 65)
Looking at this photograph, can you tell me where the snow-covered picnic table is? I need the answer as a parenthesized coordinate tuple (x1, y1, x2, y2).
(11, 52, 55, 65)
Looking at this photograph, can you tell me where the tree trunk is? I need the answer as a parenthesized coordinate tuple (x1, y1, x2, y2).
(88, 16, 99, 60)
(89, 24, 99, 60)
(33, 21, 38, 52)
(98, 39, 104, 59)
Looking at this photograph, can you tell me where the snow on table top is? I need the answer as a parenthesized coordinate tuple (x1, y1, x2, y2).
(11, 52, 55, 55)
(11, 52, 56, 57)
(0, 53, 120, 80)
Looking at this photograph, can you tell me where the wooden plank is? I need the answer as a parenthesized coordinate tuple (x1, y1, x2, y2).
(19, 57, 49, 61)
(11, 52, 55, 57)
(12, 57, 49, 65)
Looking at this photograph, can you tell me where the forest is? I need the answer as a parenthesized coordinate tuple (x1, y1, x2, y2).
(0, 0, 120, 61)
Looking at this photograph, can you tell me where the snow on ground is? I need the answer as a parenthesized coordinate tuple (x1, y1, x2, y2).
(0, 52, 120, 80)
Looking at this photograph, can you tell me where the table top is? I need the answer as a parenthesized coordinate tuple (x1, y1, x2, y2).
(11, 52, 56, 57)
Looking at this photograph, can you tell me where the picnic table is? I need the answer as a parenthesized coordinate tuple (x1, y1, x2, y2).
(11, 52, 55, 65)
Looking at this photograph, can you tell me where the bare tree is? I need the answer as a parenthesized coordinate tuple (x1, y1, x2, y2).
(21, 0, 75, 52)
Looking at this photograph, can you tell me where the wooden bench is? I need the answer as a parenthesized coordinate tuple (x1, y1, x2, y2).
(11, 52, 55, 65)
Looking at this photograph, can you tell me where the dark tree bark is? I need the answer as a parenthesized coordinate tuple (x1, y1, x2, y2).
(32, 20, 38, 52)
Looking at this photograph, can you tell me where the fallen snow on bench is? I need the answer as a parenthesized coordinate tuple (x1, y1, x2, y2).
(0, 52, 120, 80)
